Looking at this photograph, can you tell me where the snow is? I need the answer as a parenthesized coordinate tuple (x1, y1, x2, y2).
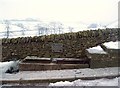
(0, 61, 119, 86)
(49, 77, 119, 86)
(1, 67, 119, 81)
(86, 46, 107, 54)
(107, 21, 118, 28)
(103, 41, 120, 49)
(1, 77, 119, 86)
(0, 20, 109, 38)
(0, 61, 19, 73)
(24, 56, 51, 60)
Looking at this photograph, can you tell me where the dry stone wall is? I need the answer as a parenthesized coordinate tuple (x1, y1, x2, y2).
(1, 28, 119, 61)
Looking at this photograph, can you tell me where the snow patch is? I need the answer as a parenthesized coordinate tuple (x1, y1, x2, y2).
(86, 46, 107, 54)
(49, 77, 119, 86)
(0, 61, 19, 73)
(24, 56, 51, 60)
(103, 41, 120, 49)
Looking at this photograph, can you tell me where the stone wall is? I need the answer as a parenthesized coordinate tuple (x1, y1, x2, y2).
(1, 28, 119, 61)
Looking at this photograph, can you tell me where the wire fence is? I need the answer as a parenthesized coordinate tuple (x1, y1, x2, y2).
(0, 26, 78, 39)
(0, 19, 118, 39)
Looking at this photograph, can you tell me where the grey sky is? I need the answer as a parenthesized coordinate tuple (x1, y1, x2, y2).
(0, 0, 119, 24)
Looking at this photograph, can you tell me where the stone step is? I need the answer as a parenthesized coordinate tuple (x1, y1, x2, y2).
(19, 63, 89, 71)
(22, 57, 89, 64)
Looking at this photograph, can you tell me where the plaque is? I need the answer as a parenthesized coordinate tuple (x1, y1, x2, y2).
(51, 43, 63, 52)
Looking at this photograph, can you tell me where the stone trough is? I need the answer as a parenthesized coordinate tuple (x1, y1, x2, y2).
(19, 56, 90, 71)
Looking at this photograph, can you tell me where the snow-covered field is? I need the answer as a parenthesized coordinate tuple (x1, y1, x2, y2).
(0, 19, 118, 38)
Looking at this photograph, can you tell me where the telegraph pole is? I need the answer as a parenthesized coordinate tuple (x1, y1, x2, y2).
(5, 20, 10, 38)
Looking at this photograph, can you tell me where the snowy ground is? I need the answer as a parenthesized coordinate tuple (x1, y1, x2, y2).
(1, 67, 120, 86)
(0, 59, 120, 86)
(1, 67, 119, 80)
(49, 77, 120, 86)
(1, 77, 120, 86)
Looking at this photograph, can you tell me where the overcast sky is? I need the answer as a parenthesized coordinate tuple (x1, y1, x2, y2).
(0, 0, 119, 24)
